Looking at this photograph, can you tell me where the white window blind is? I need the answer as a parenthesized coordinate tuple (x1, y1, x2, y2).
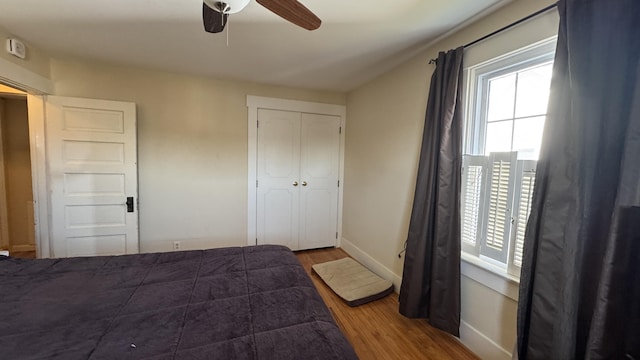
(460, 152, 538, 272)
(480, 152, 516, 263)
(510, 160, 537, 271)
(461, 156, 486, 254)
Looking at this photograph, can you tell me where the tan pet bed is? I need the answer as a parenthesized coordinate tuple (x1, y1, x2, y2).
(312, 257, 394, 307)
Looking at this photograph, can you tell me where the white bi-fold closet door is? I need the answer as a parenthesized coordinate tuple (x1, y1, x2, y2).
(256, 109, 341, 251)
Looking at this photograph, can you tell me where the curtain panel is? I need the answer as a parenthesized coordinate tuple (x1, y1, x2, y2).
(399, 47, 463, 336)
(517, 0, 640, 358)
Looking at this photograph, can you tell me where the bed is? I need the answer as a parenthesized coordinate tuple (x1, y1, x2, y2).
(0, 245, 358, 359)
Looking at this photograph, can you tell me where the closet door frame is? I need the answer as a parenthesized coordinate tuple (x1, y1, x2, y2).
(247, 96, 346, 248)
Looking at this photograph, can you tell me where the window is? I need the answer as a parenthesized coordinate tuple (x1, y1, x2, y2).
(461, 39, 555, 277)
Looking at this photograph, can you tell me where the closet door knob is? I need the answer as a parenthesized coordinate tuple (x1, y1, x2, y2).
(293, 181, 299, 186)
(302, 181, 308, 186)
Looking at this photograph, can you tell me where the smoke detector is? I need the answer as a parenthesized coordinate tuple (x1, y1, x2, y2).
(6, 38, 26, 59)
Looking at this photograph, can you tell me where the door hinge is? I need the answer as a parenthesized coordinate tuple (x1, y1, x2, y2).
(339, 126, 342, 134)
(336, 232, 338, 239)
(257, 120, 259, 128)
(337, 180, 340, 187)
(256, 180, 259, 187)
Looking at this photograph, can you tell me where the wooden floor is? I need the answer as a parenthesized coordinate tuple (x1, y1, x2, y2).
(295, 247, 479, 360)
(6, 250, 36, 259)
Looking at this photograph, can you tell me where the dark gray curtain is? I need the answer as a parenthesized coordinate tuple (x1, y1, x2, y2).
(399, 47, 463, 336)
(517, 0, 640, 358)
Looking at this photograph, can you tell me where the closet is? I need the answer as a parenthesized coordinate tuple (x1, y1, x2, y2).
(256, 108, 341, 251)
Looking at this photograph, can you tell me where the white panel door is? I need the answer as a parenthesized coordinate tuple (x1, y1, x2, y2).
(256, 109, 340, 251)
(46, 96, 138, 257)
(299, 113, 340, 250)
(256, 109, 301, 250)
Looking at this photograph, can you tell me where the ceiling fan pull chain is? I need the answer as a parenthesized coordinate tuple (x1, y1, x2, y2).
(219, 2, 229, 46)
(220, 5, 229, 47)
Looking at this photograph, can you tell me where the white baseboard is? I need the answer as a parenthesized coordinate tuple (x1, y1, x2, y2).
(10, 244, 36, 252)
(460, 320, 512, 360)
(140, 237, 246, 253)
(339, 237, 403, 292)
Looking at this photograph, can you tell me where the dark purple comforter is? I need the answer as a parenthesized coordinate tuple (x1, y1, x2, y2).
(0, 245, 358, 359)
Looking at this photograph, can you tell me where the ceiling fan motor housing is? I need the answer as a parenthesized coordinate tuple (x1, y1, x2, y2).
(203, 0, 321, 33)
(204, 0, 250, 14)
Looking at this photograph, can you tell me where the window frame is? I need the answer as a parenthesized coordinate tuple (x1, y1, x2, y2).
(464, 39, 557, 156)
(461, 38, 556, 279)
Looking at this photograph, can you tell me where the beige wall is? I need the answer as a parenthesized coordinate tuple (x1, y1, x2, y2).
(50, 58, 346, 253)
(0, 27, 51, 81)
(1, 97, 35, 250)
(342, 0, 557, 358)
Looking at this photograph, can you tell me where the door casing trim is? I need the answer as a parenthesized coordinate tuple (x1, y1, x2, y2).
(246, 96, 346, 248)
(0, 57, 53, 257)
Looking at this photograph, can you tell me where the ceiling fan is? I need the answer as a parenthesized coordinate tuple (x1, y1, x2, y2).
(203, 0, 321, 34)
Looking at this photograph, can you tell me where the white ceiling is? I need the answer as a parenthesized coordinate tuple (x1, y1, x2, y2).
(0, 0, 505, 92)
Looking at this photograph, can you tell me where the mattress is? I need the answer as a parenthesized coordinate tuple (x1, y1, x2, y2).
(0, 245, 358, 359)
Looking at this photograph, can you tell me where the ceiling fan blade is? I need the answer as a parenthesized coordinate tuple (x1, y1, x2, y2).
(256, 0, 321, 30)
(203, 2, 229, 33)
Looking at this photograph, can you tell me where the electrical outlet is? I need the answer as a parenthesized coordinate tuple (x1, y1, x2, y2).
(173, 241, 181, 251)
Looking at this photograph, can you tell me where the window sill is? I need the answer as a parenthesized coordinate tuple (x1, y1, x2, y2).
(461, 252, 520, 301)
